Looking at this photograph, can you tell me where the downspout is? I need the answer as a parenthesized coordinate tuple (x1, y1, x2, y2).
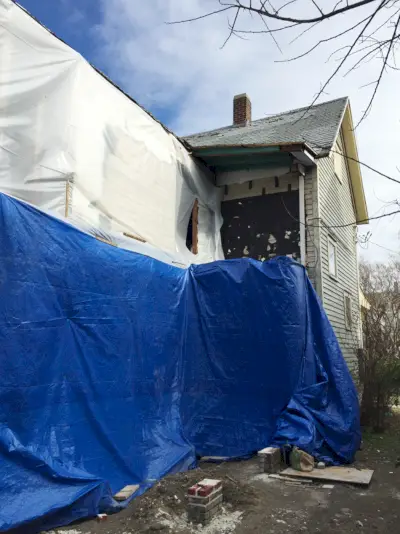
(298, 172, 306, 265)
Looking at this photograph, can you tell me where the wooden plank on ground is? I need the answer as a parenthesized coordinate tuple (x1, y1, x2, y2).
(268, 474, 313, 484)
(200, 456, 231, 462)
(281, 467, 373, 487)
(114, 484, 140, 501)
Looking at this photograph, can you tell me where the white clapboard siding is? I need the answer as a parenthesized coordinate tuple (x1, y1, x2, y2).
(316, 130, 361, 369)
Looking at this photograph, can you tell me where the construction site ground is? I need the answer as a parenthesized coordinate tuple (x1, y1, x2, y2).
(54, 413, 400, 534)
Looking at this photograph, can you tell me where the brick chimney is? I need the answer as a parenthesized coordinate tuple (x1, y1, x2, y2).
(233, 93, 251, 126)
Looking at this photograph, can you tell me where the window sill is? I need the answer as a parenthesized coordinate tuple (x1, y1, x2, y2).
(328, 273, 338, 282)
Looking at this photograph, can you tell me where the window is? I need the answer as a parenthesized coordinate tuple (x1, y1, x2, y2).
(328, 238, 337, 278)
(333, 151, 343, 183)
(344, 292, 353, 330)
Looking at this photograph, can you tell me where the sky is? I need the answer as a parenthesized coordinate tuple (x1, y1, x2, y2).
(17, 0, 400, 262)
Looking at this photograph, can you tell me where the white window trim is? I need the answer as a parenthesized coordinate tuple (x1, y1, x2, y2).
(328, 237, 337, 279)
(344, 291, 353, 331)
(332, 149, 343, 184)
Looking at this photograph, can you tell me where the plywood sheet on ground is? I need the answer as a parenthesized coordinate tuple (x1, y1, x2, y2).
(281, 467, 374, 486)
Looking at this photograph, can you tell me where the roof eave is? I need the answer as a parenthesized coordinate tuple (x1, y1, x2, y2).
(338, 103, 369, 224)
(188, 142, 317, 167)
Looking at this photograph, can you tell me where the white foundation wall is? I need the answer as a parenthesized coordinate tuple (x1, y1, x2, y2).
(0, 0, 223, 264)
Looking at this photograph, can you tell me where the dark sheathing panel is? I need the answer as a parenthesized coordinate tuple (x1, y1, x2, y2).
(221, 191, 300, 261)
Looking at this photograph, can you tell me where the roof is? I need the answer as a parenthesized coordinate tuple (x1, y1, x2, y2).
(184, 97, 369, 224)
(184, 97, 349, 156)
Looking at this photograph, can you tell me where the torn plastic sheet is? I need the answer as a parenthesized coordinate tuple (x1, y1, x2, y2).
(0, 192, 360, 532)
(0, 0, 223, 265)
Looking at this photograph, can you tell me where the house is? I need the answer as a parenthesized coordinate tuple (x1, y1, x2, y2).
(184, 94, 369, 367)
(1, 1, 368, 367)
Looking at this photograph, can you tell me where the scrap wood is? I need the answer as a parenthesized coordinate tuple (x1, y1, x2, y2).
(281, 467, 374, 487)
(114, 484, 140, 501)
(268, 474, 313, 484)
(200, 456, 231, 462)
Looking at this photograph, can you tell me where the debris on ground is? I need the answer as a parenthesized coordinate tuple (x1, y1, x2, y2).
(258, 446, 282, 473)
(114, 485, 140, 502)
(52, 414, 400, 534)
(281, 466, 374, 486)
(290, 447, 315, 472)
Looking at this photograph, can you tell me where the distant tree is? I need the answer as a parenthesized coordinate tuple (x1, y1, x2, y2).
(358, 258, 400, 431)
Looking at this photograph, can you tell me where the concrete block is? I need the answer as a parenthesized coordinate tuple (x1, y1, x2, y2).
(258, 446, 281, 474)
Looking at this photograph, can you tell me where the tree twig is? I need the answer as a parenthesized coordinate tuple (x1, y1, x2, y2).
(356, 13, 400, 126)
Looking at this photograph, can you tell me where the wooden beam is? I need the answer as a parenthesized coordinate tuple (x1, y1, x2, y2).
(192, 199, 199, 255)
(123, 231, 146, 243)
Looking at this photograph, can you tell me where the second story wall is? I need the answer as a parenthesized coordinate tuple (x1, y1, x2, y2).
(317, 129, 361, 368)
(219, 169, 301, 262)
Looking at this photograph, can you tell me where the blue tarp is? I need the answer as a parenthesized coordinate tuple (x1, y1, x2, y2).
(0, 193, 360, 532)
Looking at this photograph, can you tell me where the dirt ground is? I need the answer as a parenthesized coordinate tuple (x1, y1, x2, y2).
(54, 414, 400, 534)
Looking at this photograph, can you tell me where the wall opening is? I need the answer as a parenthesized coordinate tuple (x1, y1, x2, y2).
(186, 199, 199, 255)
(220, 191, 300, 261)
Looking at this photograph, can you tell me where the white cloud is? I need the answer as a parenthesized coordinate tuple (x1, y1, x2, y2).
(94, 0, 400, 261)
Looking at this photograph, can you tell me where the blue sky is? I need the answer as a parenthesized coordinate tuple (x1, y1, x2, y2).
(18, 1, 100, 56)
(18, 0, 175, 124)
(15, 1, 400, 260)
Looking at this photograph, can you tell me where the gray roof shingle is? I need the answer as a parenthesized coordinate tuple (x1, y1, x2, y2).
(183, 97, 348, 157)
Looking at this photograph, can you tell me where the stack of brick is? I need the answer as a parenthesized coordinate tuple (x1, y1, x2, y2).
(258, 446, 282, 473)
(187, 479, 223, 525)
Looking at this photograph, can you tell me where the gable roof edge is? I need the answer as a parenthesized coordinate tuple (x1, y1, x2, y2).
(332, 101, 369, 224)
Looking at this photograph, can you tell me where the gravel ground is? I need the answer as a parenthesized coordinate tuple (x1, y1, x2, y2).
(53, 414, 400, 534)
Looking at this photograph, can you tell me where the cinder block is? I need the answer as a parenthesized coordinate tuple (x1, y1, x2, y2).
(187, 479, 223, 525)
(258, 446, 281, 474)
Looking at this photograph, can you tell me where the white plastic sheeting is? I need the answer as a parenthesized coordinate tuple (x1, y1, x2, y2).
(0, 0, 224, 264)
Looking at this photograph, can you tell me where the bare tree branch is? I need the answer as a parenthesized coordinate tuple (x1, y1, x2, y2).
(310, 0, 324, 16)
(292, 0, 388, 123)
(275, 13, 373, 63)
(220, 7, 241, 48)
(166, 5, 234, 25)
(258, 11, 283, 52)
(276, 0, 299, 14)
(236, 0, 376, 24)
(171, 0, 400, 125)
(356, 13, 400, 125)
(169, 0, 377, 26)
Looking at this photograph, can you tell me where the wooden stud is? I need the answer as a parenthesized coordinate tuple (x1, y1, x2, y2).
(192, 199, 199, 255)
(65, 181, 70, 218)
(123, 232, 146, 243)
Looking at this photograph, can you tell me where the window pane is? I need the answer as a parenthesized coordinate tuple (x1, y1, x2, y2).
(345, 295, 352, 329)
(328, 241, 336, 276)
